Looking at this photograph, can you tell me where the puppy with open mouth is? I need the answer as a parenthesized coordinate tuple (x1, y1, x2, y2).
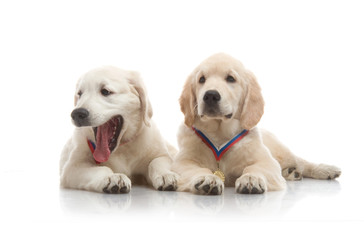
(173, 53, 341, 195)
(60, 66, 178, 193)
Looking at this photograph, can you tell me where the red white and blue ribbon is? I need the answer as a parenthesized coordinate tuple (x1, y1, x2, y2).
(87, 139, 96, 153)
(192, 127, 249, 161)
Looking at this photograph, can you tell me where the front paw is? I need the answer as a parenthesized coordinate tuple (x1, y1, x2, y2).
(153, 172, 178, 191)
(235, 174, 267, 194)
(193, 175, 224, 195)
(100, 173, 131, 194)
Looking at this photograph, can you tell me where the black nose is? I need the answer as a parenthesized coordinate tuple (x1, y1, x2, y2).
(203, 90, 221, 105)
(71, 108, 90, 127)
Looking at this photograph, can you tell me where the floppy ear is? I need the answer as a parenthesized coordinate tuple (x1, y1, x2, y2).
(179, 74, 196, 127)
(240, 71, 265, 130)
(128, 72, 153, 127)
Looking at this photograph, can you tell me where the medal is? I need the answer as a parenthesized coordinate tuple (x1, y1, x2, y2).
(213, 161, 225, 182)
(214, 169, 225, 182)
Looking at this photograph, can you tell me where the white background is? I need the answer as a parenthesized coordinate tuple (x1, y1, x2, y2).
(0, 0, 363, 239)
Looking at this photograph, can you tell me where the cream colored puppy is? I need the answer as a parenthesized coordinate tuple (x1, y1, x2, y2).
(60, 66, 178, 193)
(173, 53, 341, 195)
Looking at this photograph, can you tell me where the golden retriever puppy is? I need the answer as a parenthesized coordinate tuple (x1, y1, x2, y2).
(60, 66, 178, 193)
(173, 53, 341, 195)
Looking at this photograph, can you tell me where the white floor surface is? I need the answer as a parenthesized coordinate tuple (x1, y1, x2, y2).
(1, 168, 363, 239)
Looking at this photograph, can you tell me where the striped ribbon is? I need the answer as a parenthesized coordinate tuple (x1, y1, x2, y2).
(192, 127, 249, 161)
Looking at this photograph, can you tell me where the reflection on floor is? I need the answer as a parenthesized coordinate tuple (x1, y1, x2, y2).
(59, 178, 346, 221)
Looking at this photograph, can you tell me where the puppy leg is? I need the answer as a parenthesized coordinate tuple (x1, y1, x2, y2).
(173, 159, 224, 195)
(61, 151, 131, 193)
(298, 158, 341, 180)
(261, 129, 304, 180)
(236, 151, 286, 194)
(148, 156, 178, 191)
(261, 129, 341, 180)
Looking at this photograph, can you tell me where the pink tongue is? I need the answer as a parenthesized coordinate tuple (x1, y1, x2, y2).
(93, 123, 113, 163)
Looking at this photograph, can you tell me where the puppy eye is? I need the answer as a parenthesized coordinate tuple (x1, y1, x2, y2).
(77, 90, 83, 97)
(199, 76, 206, 84)
(101, 88, 113, 96)
(226, 75, 236, 83)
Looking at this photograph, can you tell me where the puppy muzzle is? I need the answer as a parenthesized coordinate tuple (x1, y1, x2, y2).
(202, 90, 222, 116)
(201, 90, 233, 119)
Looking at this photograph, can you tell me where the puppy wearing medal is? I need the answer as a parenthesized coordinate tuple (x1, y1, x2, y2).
(172, 53, 341, 195)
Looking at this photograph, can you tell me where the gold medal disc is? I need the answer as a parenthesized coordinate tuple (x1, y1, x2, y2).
(213, 169, 225, 182)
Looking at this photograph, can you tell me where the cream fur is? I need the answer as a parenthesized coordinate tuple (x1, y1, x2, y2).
(173, 53, 341, 195)
(60, 66, 178, 193)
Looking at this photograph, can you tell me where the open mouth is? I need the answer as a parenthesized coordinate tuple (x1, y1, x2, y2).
(92, 115, 123, 163)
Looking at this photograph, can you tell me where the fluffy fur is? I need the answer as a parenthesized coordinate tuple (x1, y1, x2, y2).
(173, 53, 341, 195)
(60, 66, 178, 193)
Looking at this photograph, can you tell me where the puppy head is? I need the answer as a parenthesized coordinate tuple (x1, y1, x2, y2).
(71, 66, 152, 162)
(180, 53, 264, 130)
